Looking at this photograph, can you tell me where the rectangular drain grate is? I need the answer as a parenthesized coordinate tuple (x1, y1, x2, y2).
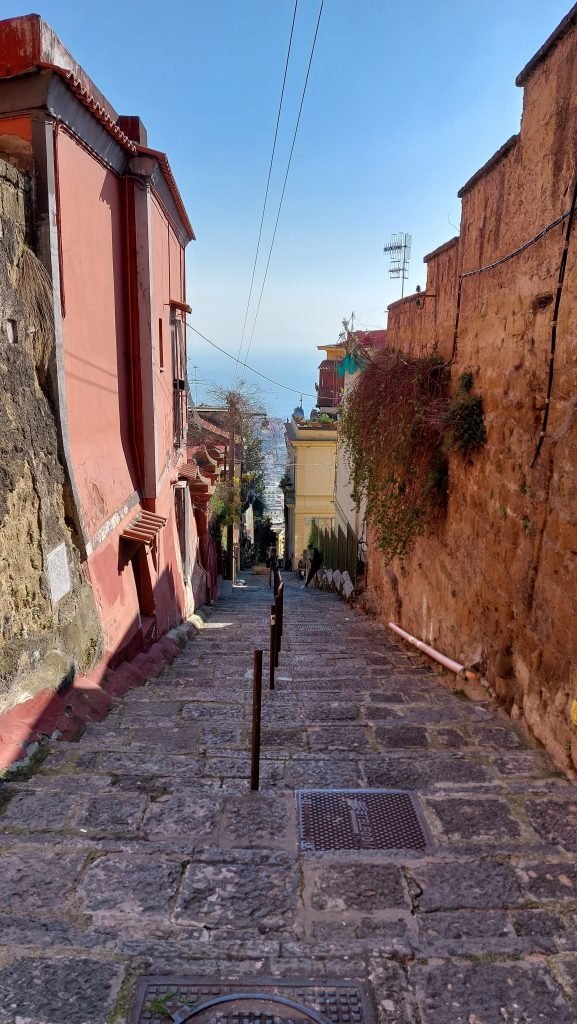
(296, 788, 430, 852)
(128, 977, 374, 1024)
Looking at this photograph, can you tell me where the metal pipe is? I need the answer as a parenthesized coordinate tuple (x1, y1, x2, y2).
(250, 649, 263, 791)
(388, 622, 479, 679)
(269, 604, 276, 689)
(122, 173, 146, 492)
(52, 122, 66, 317)
(226, 409, 235, 582)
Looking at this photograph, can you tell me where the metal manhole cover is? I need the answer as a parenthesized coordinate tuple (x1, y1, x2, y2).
(296, 788, 430, 852)
(129, 978, 374, 1024)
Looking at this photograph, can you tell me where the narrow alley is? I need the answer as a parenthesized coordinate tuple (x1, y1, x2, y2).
(0, 578, 576, 1024)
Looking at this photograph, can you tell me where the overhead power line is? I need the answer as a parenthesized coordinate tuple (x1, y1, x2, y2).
(233, 0, 299, 384)
(239, 0, 325, 380)
(187, 323, 316, 398)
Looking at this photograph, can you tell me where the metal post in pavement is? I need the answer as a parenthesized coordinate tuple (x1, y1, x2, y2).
(269, 603, 276, 689)
(250, 649, 263, 791)
(278, 581, 284, 640)
(275, 583, 284, 660)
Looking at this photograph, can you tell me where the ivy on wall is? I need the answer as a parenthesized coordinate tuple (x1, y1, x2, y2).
(340, 351, 486, 563)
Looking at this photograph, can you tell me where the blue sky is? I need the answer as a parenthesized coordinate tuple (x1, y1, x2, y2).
(8, 1, 572, 415)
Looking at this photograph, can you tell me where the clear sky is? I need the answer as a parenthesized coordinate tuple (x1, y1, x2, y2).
(8, 1, 572, 415)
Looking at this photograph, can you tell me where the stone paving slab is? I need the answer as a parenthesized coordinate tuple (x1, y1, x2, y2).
(0, 847, 87, 913)
(0, 575, 575, 1023)
(0, 956, 124, 1024)
(79, 852, 184, 919)
(410, 960, 575, 1023)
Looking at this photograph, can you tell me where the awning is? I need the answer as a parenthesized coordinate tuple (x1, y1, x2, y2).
(178, 463, 200, 482)
(121, 510, 166, 545)
(179, 462, 212, 495)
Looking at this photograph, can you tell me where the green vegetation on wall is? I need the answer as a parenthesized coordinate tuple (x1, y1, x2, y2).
(340, 352, 486, 563)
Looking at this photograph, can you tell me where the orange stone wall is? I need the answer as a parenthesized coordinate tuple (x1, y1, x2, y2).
(366, 25, 577, 773)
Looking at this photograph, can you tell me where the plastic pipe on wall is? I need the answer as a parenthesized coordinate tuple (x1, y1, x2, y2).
(388, 622, 479, 680)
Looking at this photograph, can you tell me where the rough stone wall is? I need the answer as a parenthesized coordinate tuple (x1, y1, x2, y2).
(0, 157, 102, 714)
(365, 29, 577, 773)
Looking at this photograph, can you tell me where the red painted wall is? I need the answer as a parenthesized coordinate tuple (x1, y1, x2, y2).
(58, 128, 138, 533)
(56, 128, 192, 656)
(0, 18, 199, 747)
(151, 196, 174, 474)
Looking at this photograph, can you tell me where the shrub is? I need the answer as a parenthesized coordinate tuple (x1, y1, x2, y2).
(341, 350, 449, 562)
(443, 372, 487, 458)
(341, 357, 485, 563)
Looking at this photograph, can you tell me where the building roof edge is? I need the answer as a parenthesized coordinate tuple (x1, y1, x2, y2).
(423, 235, 459, 263)
(457, 134, 519, 199)
(387, 291, 422, 311)
(0, 14, 194, 239)
(516, 4, 577, 86)
(137, 145, 195, 242)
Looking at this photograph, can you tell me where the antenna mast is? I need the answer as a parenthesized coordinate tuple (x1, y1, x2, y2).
(383, 232, 412, 298)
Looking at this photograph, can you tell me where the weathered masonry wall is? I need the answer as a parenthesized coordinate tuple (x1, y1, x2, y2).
(0, 157, 102, 715)
(366, 11, 577, 773)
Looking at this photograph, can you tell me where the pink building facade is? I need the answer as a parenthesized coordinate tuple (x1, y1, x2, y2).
(0, 15, 204, 667)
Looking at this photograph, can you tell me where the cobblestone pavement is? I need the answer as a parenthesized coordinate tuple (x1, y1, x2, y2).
(0, 576, 577, 1024)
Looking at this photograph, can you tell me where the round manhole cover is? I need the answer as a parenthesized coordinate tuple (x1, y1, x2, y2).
(178, 994, 332, 1024)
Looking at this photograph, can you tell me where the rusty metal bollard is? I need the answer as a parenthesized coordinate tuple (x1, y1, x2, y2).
(275, 582, 284, 661)
(250, 649, 263, 791)
(278, 581, 284, 639)
(269, 603, 276, 689)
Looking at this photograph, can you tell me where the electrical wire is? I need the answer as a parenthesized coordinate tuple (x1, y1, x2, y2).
(449, 207, 571, 363)
(233, 0, 299, 383)
(444, 202, 575, 467)
(461, 209, 570, 281)
(531, 195, 577, 466)
(187, 322, 316, 398)
(239, 0, 324, 381)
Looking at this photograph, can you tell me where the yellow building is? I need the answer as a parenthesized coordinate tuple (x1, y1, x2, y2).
(284, 416, 337, 568)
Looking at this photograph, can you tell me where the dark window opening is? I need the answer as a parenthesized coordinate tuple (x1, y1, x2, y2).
(130, 547, 155, 618)
(159, 317, 165, 371)
(171, 314, 187, 447)
(175, 486, 186, 568)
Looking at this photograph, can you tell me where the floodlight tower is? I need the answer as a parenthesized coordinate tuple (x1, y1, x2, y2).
(383, 232, 412, 298)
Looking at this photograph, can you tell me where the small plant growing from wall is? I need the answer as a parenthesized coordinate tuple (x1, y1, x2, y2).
(443, 370, 487, 458)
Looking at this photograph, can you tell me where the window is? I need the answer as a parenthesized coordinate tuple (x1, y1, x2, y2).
(171, 313, 187, 447)
(175, 485, 186, 564)
(174, 482, 190, 581)
(159, 318, 165, 371)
